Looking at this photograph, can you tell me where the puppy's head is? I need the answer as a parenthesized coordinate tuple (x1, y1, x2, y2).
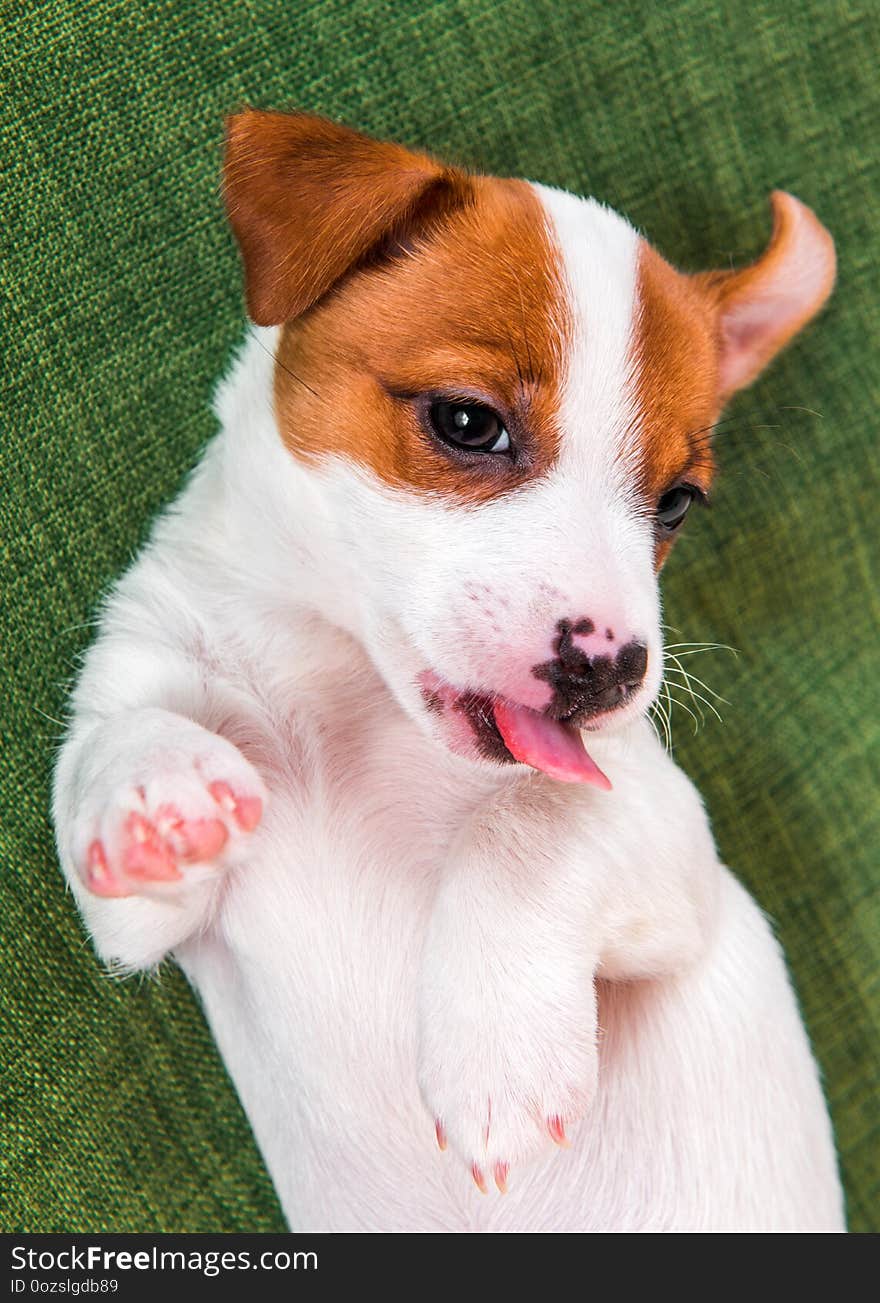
(224, 110, 835, 785)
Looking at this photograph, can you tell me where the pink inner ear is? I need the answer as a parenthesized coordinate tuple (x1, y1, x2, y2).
(716, 191, 836, 399)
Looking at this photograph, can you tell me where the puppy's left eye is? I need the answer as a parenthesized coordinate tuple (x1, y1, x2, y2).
(656, 484, 699, 531)
(429, 400, 511, 454)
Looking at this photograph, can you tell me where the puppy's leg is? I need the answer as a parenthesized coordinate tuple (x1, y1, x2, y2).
(54, 632, 267, 973)
(417, 749, 720, 1191)
(417, 785, 601, 1190)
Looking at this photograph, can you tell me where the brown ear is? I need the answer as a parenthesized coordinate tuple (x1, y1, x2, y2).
(695, 191, 836, 401)
(223, 109, 466, 326)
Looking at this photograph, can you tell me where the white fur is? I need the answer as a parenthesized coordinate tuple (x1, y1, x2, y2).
(52, 186, 844, 1231)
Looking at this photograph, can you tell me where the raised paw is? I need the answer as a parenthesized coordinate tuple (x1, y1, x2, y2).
(72, 726, 267, 899)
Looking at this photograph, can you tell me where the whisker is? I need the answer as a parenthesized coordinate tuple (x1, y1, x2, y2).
(668, 692, 701, 735)
(664, 664, 729, 704)
(32, 705, 66, 729)
(663, 646, 739, 660)
(653, 704, 670, 753)
(664, 641, 739, 656)
(649, 690, 672, 752)
(662, 681, 676, 750)
(57, 619, 101, 639)
(667, 682, 724, 724)
(663, 659, 707, 722)
(249, 328, 320, 401)
(779, 405, 823, 419)
(684, 415, 739, 440)
(656, 682, 676, 751)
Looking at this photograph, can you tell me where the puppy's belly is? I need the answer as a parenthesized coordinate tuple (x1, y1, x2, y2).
(179, 842, 843, 1233)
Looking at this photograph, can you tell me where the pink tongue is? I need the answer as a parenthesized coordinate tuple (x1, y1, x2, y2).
(493, 700, 612, 789)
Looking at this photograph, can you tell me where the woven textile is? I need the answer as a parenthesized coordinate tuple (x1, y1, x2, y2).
(1, 0, 877, 1232)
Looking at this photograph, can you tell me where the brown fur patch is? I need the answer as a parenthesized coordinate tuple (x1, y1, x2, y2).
(224, 110, 466, 326)
(273, 176, 570, 506)
(632, 243, 720, 567)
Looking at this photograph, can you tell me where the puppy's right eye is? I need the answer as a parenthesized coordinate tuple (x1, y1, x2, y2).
(428, 400, 511, 454)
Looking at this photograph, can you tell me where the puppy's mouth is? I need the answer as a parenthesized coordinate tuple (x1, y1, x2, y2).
(419, 676, 612, 790)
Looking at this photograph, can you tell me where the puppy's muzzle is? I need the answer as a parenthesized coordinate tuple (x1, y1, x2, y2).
(533, 624, 648, 723)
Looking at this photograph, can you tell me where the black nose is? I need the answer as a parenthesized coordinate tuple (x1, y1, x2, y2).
(533, 630, 648, 722)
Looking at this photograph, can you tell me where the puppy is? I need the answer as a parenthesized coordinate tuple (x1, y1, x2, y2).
(53, 111, 845, 1232)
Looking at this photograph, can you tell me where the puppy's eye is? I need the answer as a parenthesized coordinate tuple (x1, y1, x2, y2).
(656, 484, 698, 531)
(429, 400, 511, 454)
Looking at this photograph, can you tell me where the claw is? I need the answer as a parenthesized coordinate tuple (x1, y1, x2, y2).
(494, 1161, 509, 1194)
(85, 840, 124, 897)
(209, 781, 262, 832)
(434, 1119, 447, 1152)
(86, 839, 108, 877)
(153, 804, 184, 843)
(471, 1162, 488, 1195)
(122, 812, 180, 881)
(127, 811, 154, 845)
(547, 1114, 569, 1147)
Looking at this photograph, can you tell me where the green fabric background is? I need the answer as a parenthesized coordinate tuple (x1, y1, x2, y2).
(1, 0, 877, 1233)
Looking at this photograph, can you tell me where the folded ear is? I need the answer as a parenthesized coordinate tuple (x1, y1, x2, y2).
(695, 191, 836, 401)
(223, 110, 467, 325)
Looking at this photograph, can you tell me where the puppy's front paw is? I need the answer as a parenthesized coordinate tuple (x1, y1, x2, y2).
(417, 947, 598, 1192)
(67, 718, 267, 899)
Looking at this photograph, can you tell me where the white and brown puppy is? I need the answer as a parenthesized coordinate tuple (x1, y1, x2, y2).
(53, 111, 844, 1232)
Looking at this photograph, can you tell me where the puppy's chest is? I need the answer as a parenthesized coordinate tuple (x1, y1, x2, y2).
(208, 710, 473, 1053)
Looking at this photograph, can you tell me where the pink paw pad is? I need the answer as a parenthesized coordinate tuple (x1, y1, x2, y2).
(153, 805, 229, 861)
(208, 781, 263, 832)
(81, 769, 263, 899)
